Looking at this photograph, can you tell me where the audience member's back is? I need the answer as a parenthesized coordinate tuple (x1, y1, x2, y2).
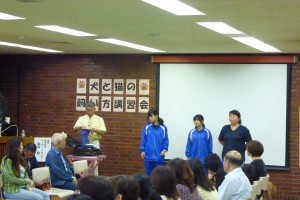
(67, 194, 93, 200)
(110, 175, 140, 200)
(242, 164, 257, 185)
(167, 158, 201, 200)
(246, 140, 267, 180)
(78, 175, 114, 200)
(150, 165, 179, 200)
(204, 153, 226, 190)
(133, 174, 151, 200)
(187, 158, 219, 200)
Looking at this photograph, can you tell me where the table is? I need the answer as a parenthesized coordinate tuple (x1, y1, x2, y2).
(66, 155, 107, 176)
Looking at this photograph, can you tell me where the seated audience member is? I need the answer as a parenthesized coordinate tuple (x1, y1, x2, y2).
(218, 150, 252, 200)
(247, 140, 268, 199)
(68, 194, 93, 200)
(204, 153, 226, 190)
(150, 166, 180, 200)
(23, 142, 39, 179)
(1, 137, 50, 200)
(78, 175, 114, 200)
(246, 140, 267, 180)
(45, 132, 77, 191)
(241, 164, 257, 185)
(187, 159, 219, 200)
(167, 158, 201, 200)
(109, 175, 140, 200)
(133, 174, 161, 200)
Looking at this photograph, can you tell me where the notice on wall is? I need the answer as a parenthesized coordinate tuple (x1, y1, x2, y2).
(34, 137, 51, 162)
(76, 78, 149, 113)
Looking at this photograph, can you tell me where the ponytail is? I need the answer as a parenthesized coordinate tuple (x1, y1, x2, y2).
(158, 117, 164, 125)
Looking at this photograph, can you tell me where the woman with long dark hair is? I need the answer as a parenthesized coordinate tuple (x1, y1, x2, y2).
(167, 158, 201, 200)
(140, 108, 169, 175)
(150, 166, 179, 200)
(187, 159, 219, 200)
(1, 137, 50, 200)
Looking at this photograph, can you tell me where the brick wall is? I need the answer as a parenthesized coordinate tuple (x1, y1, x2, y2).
(0, 54, 157, 176)
(0, 54, 300, 199)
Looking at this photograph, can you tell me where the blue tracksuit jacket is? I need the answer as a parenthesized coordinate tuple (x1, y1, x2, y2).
(140, 123, 169, 162)
(185, 127, 213, 164)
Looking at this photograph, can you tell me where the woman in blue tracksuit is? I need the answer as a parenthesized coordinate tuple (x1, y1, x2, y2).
(185, 114, 213, 167)
(140, 108, 169, 176)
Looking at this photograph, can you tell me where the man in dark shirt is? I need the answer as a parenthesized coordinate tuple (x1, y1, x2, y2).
(23, 143, 39, 179)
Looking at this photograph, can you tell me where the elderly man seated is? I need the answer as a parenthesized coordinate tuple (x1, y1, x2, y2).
(218, 150, 252, 200)
(45, 133, 77, 191)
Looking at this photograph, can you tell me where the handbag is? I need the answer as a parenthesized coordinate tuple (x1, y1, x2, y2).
(41, 178, 51, 191)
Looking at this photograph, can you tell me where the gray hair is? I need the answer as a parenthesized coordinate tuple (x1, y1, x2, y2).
(51, 133, 65, 145)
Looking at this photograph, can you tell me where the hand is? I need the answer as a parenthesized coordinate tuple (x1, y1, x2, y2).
(160, 150, 167, 157)
(88, 132, 100, 142)
(141, 152, 145, 159)
(26, 179, 33, 186)
(72, 177, 78, 185)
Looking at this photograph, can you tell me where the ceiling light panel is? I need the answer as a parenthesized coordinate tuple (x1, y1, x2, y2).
(0, 41, 63, 53)
(142, 0, 205, 16)
(0, 12, 25, 20)
(232, 37, 281, 52)
(35, 25, 96, 37)
(96, 38, 165, 53)
(197, 22, 243, 34)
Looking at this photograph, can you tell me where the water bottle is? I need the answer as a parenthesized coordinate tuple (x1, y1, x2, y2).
(21, 129, 25, 137)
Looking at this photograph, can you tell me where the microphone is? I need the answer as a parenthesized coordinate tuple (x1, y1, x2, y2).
(0, 124, 19, 136)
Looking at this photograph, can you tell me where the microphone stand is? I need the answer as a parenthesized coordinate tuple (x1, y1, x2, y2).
(0, 124, 19, 136)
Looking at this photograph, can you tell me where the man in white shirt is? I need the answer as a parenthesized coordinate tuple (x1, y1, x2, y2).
(73, 101, 106, 175)
(218, 150, 252, 200)
(73, 101, 106, 148)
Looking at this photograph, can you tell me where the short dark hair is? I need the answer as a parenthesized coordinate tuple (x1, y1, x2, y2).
(229, 110, 242, 124)
(247, 140, 264, 157)
(78, 175, 114, 200)
(204, 153, 222, 172)
(24, 143, 37, 153)
(67, 194, 93, 200)
(132, 174, 151, 200)
(109, 175, 140, 200)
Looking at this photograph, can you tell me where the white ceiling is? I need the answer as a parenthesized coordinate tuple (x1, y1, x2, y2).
(1, 0, 300, 54)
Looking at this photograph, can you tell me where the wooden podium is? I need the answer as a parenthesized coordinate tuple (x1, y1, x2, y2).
(0, 136, 34, 161)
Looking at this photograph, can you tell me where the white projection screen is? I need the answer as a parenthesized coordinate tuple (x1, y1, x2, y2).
(159, 63, 289, 169)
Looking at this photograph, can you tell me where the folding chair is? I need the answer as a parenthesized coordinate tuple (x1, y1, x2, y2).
(260, 174, 270, 192)
(248, 182, 258, 200)
(253, 178, 264, 198)
(259, 174, 270, 200)
(32, 167, 74, 200)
